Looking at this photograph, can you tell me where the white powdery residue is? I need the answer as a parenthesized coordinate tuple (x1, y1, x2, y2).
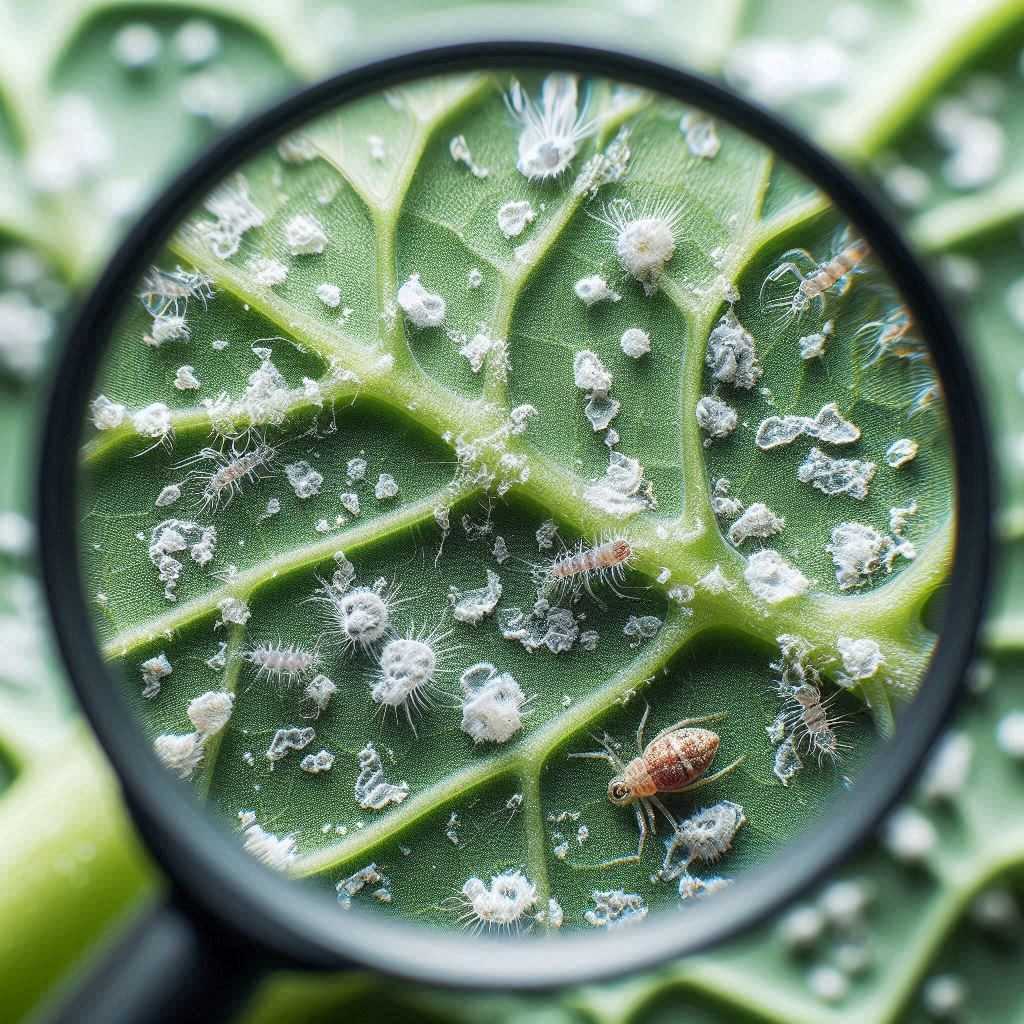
(536, 520, 558, 550)
(284, 213, 328, 255)
(827, 522, 892, 590)
(921, 731, 972, 802)
(346, 456, 367, 482)
(755, 402, 860, 450)
(585, 890, 648, 929)
(90, 394, 127, 431)
(217, 596, 250, 626)
(623, 615, 662, 647)
(459, 870, 538, 929)
(336, 863, 390, 910)
(131, 402, 172, 440)
(449, 134, 489, 178)
(799, 322, 832, 360)
(574, 275, 620, 306)
(546, 898, 564, 928)
(300, 749, 335, 774)
(467, 268, 483, 289)
(197, 176, 265, 259)
(996, 711, 1024, 759)
(449, 569, 503, 624)
(304, 674, 337, 715)
(265, 726, 316, 762)
(397, 273, 446, 328)
(154, 732, 204, 779)
(583, 451, 654, 519)
(458, 330, 501, 374)
(706, 310, 762, 389)
(147, 519, 217, 601)
(808, 965, 849, 1004)
(339, 492, 360, 516)
(677, 874, 733, 901)
(238, 811, 296, 871)
(0, 292, 53, 377)
(174, 365, 200, 391)
(728, 502, 784, 545)
(697, 565, 732, 594)
(680, 111, 720, 158)
(773, 736, 803, 786)
(285, 460, 324, 499)
(493, 536, 510, 564)
(373, 473, 399, 500)
(187, 691, 234, 736)
(497, 199, 535, 238)
(886, 438, 919, 468)
(883, 807, 936, 863)
(798, 447, 876, 500)
(354, 741, 409, 809)
(459, 662, 529, 744)
(620, 327, 651, 358)
(744, 549, 809, 605)
(499, 600, 580, 655)
(140, 653, 172, 699)
(247, 256, 288, 287)
(836, 636, 884, 686)
(316, 282, 341, 308)
(696, 395, 738, 442)
(155, 484, 181, 508)
(145, 313, 191, 347)
(573, 349, 612, 395)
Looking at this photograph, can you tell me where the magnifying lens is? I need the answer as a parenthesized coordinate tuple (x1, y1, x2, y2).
(38, 40, 991, 1024)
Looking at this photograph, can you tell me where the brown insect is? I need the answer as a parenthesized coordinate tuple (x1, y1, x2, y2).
(569, 704, 744, 868)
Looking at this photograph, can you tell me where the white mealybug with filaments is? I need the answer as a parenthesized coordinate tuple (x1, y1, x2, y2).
(243, 640, 320, 688)
(505, 73, 594, 182)
(453, 870, 539, 933)
(533, 536, 634, 605)
(590, 196, 683, 295)
(760, 232, 870, 329)
(138, 265, 213, 320)
(311, 576, 404, 654)
(176, 434, 276, 513)
(371, 622, 457, 731)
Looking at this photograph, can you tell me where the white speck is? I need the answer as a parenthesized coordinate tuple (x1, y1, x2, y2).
(696, 395, 738, 441)
(217, 596, 250, 626)
(145, 314, 190, 347)
(996, 711, 1024, 758)
(836, 636, 884, 685)
(238, 811, 296, 871)
(247, 256, 288, 287)
(680, 112, 720, 158)
(827, 522, 892, 590)
(449, 570, 503, 625)
(155, 484, 181, 508)
(174, 365, 200, 391)
(368, 135, 386, 162)
(573, 350, 612, 395)
(498, 200, 536, 238)
(284, 213, 328, 255)
(583, 451, 653, 518)
(304, 674, 337, 715)
(922, 974, 965, 1018)
(744, 550, 808, 604)
(467, 268, 483, 288)
(799, 323, 832, 360)
(154, 732, 204, 779)
(140, 653, 172, 699)
(113, 23, 161, 69)
(808, 964, 848, 1004)
(755, 403, 859, 450)
(187, 691, 234, 736)
(620, 327, 651, 358)
(920, 731, 971, 802)
(882, 163, 931, 209)
(132, 402, 172, 440)
(316, 282, 341, 308)
(585, 890, 648, 928)
(265, 726, 315, 762)
(886, 438, 919, 468)
(91, 394, 126, 431)
(196, 176, 265, 259)
(173, 19, 220, 66)
(397, 273, 446, 328)
(459, 870, 538, 929)
(285, 460, 324, 499)
(546, 898, 564, 928)
(459, 662, 529, 744)
(0, 292, 53, 376)
(778, 904, 824, 950)
(883, 807, 936, 863)
(449, 134, 489, 178)
(346, 456, 367, 482)
(574, 275, 620, 306)
(697, 565, 731, 594)
(374, 473, 399, 500)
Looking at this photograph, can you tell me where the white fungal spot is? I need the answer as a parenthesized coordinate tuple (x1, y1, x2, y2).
(300, 749, 335, 774)
(620, 327, 651, 358)
(140, 653, 172, 699)
(574, 126, 632, 196)
(744, 549, 809, 604)
(147, 519, 217, 601)
(459, 662, 529, 744)
(265, 726, 316, 762)
(374, 472, 399, 500)
(174, 365, 200, 391)
(336, 863, 390, 909)
(187, 691, 234, 736)
(574, 275, 620, 306)
(285, 460, 324, 499)
(354, 741, 409, 809)
(680, 112, 721, 158)
(449, 134, 489, 178)
(755, 402, 860, 450)
(196, 176, 265, 259)
(883, 807, 936, 863)
(585, 890, 648, 929)
(154, 732, 204, 779)
(449, 569, 503, 624)
(316, 282, 341, 308)
(217, 596, 250, 627)
(247, 256, 288, 287)
(799, 321, 833, 359)
(155, 484, 181, 508)
(346, 456, 367, 482)
(132, 402, 173, 440)
(284, 213, 328, 255)
(303, 674, 337, 716)
(573, 350, 612, 395)
(886, 438, 919, 468)
(397, 273, 446, 328)
(507, 73, 593, 181)
(457, 870, 538, 932)
(238, 810, 296, 871)
(827, 522, 894, 590)
(696, 395, 738, 441)
(798, 447, 876, 500)
(728, 502, 785, 545)
(584, 451, 653, 518)
(697, 565, 732, 594)
(91, 394, 127, 430)
(497, 199, 535, 238)
(467, 268, 483, 289)
(836, 636, 884, 685)
(706, 310, 762, 389)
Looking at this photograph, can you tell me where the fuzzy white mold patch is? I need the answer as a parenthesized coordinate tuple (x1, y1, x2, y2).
(196, 176, 265, 259)
(696, 395, 738, 441)
(459, 662, 529, 744)
(680, 112, 721, 158)
(574, 275, 620, 306)
(265, 726, 315, 762)
(91, 394, 127, 430)
(354, 742, 409, 809)
(497, 199, 535, 238)
(585, 890, 648, 929)
(620, 327, 651, 358)
(755, 403, 860, 450)
(449, 569, 503, 624)
(303, 674, 337, 716)
(187, 690, 234, 736)
(285, 213, 328, 255)
(238, 811, 296, 871)
(285, 460, 324, 499)
(744, 549, 809, 604)
(706, 311, 762, 389)
(500, 599, 580, 654)
(140, 652, 172, 699)
(154, 732, 204, 779)
(885, 438, 919, 468)
(300, 749, 335, 774)
(798, 447, 876, 500)
(147, 519, 216, 601)
(132, 402, 173, 439)
(247, 256, 288, 287)
(836, 636, 884, 686)
(397, 273, 446, 328)
(584, 451, 654, 518)
(728, 502, 784, 545)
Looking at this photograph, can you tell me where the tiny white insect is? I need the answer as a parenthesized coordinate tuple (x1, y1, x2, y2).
(590, 196, 684, 295)
(370, 621, 457, 732)
(311, 577, 404, 654)
(533, 536, 634, 605)
(243, 641, 320, 687)
(176, 435, 276, 513)
(453, 870, 538, 933)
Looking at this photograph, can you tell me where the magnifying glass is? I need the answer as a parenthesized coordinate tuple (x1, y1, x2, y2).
(38, 39, 992, 1024)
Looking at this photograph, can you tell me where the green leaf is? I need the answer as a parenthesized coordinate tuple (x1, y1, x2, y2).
(78, 66, 952, 931)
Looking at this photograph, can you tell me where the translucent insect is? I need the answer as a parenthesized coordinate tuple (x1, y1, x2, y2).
(532, 536, 634, 606)
(505, 73, 595, 181)
(242, 641, 320, 687)
(569, 703, 744, 868)
(138, 265, 214, 319)
(370, 621, 457, 732)
(760, 233, 870, 327)
(589, 196, 684, 295)
(776, 683, 847, 765)
(176, 434, 276, 512)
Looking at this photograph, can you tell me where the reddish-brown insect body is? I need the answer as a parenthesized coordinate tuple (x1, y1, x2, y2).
(615, 727, 720, 802)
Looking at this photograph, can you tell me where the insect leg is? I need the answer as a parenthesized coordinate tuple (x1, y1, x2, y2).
(635, 701, 651, 752)
(648, 794, 679, 833)
(677, 755, 745, 795)
(648, 711, 728, 744)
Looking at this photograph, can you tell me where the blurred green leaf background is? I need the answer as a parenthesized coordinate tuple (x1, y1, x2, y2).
(2, 1, 1024, 1021)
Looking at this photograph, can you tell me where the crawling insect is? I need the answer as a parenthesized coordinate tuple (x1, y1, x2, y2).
(138, 265, 214, 320)
(532, 536, 634, 606)
(176, 433, 277, 512)
(569, 704, 744, 868)
(760, 233, 870, 328)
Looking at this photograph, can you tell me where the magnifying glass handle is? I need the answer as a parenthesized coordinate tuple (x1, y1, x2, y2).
(38, 895, 265, 1024)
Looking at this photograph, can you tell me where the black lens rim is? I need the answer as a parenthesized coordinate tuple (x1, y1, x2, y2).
(37, 39, 993, 988)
